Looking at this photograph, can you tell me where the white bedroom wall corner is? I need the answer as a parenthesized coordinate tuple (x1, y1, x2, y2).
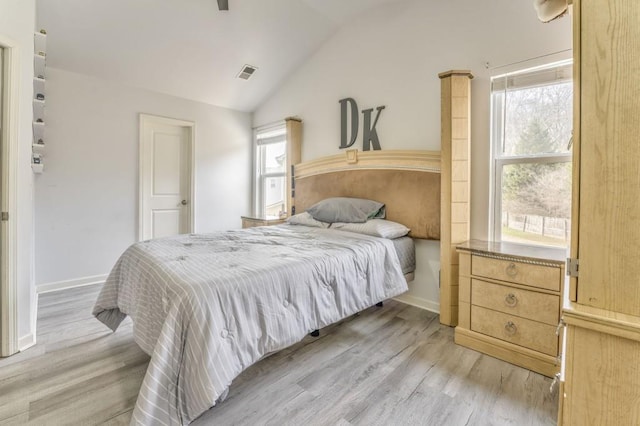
(18, 330, 35, 351)
(398, 239, 441, 313)
(35, 69, 251, 285)
(19, 0, 36, 353)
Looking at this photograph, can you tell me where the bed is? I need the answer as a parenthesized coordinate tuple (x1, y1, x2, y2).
(93, 149, 442, 425)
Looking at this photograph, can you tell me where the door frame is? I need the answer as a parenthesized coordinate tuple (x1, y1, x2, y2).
(0, 35, 21, 357)
(138, 114, 195, 241)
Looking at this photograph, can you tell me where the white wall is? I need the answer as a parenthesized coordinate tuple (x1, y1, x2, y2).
(34, 68, 252, 287)
(253, 0, 572, 311)
(0, 0, 36, 348)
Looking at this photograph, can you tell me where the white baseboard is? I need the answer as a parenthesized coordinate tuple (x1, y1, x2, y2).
(37, 274, 108, 294)
(18, 332, 36, 351)
(394, 293, 440, 314)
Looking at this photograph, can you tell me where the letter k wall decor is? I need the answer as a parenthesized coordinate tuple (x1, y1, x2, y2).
(339, 98, 386, 151)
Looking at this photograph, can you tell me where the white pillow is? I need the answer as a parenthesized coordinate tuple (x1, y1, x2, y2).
(331, 219, 410, 239)
(286, 212, 330, 228)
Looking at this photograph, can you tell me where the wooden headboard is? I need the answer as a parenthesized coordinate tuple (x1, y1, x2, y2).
(293, 149, 441, 239)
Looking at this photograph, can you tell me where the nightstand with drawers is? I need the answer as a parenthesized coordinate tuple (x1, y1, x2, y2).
(454, 240, 566, 377)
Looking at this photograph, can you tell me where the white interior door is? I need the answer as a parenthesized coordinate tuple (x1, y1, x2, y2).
(140, 115, 194, 240)
(1, 41, 20, 357)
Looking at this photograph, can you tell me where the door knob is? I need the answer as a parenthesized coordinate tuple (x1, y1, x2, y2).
(181, 200, 188, 205)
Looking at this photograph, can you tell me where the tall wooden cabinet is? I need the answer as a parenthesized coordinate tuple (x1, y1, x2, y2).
(285, 117, 302, 217)
(561, 0, 640, 424)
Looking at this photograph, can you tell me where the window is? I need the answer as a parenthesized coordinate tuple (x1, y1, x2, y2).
(254, 123, 287, 218)
(491, 61, 573, 247)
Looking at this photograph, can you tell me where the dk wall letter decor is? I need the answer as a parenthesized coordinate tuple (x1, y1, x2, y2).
(339, 98, 385, 151)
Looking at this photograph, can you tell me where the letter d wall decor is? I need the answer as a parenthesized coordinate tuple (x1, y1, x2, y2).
(339, 98, 386, 151)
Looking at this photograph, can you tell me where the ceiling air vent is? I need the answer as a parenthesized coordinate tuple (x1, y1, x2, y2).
(237, 65, 257, 80)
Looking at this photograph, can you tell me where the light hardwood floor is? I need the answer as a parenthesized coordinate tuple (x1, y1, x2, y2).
(0, 285, 558, 425)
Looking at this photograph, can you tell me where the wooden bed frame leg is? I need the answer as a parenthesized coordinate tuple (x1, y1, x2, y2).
(310, 330, 320, 337)
(376, 301, 383, 307)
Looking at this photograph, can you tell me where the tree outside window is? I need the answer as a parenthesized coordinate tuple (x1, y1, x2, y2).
(492, 61, 573, 247)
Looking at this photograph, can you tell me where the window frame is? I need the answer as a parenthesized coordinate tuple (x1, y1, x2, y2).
(253, 122, 287, 218)
(489, 60, 573, 246)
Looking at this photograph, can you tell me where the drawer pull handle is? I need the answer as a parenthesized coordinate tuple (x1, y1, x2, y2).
(504, 293, 518, 307)
(506, 262, 518, 277)
(504, 321, 517, 335)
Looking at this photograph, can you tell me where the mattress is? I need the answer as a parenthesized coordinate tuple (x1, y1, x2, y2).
(391, 236, 415, 275)
(92, 225, 408, 425)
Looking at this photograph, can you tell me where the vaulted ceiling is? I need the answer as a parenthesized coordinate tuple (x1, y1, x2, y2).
(37, 0, 406, 112)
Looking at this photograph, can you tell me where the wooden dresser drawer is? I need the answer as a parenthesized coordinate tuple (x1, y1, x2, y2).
(471, 255, 561, 292)
(471, 305, 558, 356)
(471, 279, 560, 326)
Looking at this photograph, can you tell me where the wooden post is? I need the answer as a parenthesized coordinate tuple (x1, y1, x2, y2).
(439, 70, 473, 327)
(285, 117, 302, 217)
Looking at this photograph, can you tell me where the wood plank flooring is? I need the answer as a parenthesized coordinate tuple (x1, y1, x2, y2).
(0, 285, 558, 425)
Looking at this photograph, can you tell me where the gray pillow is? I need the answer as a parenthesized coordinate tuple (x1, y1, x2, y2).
(306, 197, 385, 223)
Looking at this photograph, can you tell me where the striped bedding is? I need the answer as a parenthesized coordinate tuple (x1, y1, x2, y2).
(390, 236, 416, 275)
(92, 224, 408, 425)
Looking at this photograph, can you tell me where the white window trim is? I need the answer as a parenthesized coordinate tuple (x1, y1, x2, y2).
(489, 60, 573, 245)
(253, 121, 286, 217)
